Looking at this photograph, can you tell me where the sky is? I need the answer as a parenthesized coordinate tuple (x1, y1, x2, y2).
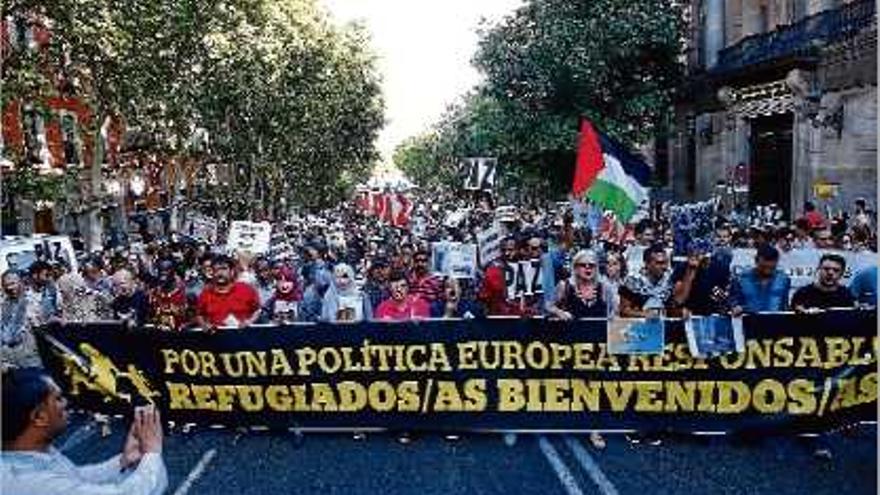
(321, 0, 522, 169)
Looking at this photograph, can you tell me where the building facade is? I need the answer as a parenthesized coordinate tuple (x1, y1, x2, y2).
(669, 0, 876, 219)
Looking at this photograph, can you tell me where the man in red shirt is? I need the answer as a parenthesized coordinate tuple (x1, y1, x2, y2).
(479, 237, 529, 316)
(375, 272, 430, 321)
(196, 254, 260, 330)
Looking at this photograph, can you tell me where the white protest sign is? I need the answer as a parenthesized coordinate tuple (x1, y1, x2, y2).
(431, 242, 478, 279)
(463, 157, 497, 191)
(183, 214, 218, 242)
(476, 225, 503, 267)
(505, 259, 544, 299)
(731, 248, 877, 290)
(444, 208, 469, 228)
(226, 221, 272, 254)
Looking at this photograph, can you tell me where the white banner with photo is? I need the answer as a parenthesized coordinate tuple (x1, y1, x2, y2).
(227, 221, 272, 254)
(431, 242, 478, 279)
(183, 213, 219, 243)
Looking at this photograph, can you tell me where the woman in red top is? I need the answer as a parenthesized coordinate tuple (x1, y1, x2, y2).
(375, 272, 430, 321)
(196, 255, 261, 330)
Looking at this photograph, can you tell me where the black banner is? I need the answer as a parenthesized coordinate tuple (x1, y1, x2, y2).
(37, 310, 877, 433)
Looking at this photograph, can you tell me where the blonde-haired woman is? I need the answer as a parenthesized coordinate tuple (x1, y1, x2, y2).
(545, 249, 609, 450)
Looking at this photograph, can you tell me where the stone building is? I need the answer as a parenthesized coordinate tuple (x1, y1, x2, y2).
(668, 0, 876, 218)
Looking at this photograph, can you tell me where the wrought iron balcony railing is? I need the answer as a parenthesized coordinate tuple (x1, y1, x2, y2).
(713, 0, 876, 74)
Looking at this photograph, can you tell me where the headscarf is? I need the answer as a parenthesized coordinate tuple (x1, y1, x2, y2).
(275, 266, 301, 302)
(321, 263, 371, 322)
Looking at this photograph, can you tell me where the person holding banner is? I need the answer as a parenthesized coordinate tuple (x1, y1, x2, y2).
(431, 277, 483, 319)
(409, 250, 443, 303)
(618, 244, 673, 318)
(195, 255, 261, 330)
(322, 263, 372, 323)
(546, 250, 609, 320)
(791, 254, 855, 312)
(0, 368, 167, 495)
(729, 244, 791, 315)
(478, 237, 530, 317)
(375, 271, 430, 321)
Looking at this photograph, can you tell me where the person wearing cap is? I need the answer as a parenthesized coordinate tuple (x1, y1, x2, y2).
(195, 254, 260, 330)
(546, 249, 610, 320)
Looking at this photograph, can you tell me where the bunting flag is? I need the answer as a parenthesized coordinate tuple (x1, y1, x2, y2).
(572, 118, 651, 222)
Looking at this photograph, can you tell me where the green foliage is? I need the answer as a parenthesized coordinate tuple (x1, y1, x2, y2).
(2, 0, 384, 211)
(395, 0, 685, 196)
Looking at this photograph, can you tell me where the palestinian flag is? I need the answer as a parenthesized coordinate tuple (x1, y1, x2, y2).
(571, 118, 651, 222)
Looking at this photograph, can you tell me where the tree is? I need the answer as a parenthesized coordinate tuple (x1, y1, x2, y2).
(396, 0, 685, 196)
(2, 0, 384, 238)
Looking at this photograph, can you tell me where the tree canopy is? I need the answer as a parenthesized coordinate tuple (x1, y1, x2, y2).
(2, 0, 384, 211)
(395, 0, 685, 196)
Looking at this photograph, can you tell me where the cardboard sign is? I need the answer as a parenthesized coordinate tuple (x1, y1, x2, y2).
(463, 157, 497, 191)
(183, 214, 218, 243)
(476, 225, 503, 266)
(504, 259, 544, 299)
(227, 221, 272, 254)
(431, 242, 478, 279)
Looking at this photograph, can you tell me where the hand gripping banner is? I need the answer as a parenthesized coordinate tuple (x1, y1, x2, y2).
(36, 310, 877, 433)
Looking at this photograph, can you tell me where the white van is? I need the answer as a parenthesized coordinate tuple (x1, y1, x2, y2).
(0, 235, 79, 275)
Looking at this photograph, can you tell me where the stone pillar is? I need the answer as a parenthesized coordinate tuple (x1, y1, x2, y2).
(742, 0, 763, 37)
(808, 0, 836, 16)
(704, 0, 725, 68)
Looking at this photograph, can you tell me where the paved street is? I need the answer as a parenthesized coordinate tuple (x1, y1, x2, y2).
(59, 413, 877, 495)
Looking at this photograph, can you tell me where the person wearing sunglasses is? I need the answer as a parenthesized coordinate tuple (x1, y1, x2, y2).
(546, 249, 609, 320)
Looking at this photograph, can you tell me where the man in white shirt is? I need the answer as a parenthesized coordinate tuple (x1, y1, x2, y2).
(1, 367, 167, 495)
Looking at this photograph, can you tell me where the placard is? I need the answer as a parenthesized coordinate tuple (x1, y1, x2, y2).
(504, 259, 544, 299)
(227, 221, 272, 254)
(476, 225, 502, 266)
(432, 242, 478, 279)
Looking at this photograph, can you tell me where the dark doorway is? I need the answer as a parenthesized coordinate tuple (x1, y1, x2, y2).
(749, 113, 793, 217)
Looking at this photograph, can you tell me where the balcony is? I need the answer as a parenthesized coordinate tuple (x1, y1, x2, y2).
(713, 0, 876, 75)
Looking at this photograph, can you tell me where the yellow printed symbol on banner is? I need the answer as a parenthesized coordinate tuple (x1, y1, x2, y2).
(56, 343, 159, 405)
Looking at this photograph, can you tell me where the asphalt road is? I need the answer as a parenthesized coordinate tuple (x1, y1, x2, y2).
(58, 413, 877, 495)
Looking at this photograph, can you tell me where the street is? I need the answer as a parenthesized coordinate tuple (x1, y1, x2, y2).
(60, 413, 877, 495)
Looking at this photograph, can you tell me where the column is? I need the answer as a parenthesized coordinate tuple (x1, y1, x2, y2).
(742, 0, 763, 37)
(704, 0, 726, 68)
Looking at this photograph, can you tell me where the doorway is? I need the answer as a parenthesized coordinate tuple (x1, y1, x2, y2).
(749, 113, 793, 218)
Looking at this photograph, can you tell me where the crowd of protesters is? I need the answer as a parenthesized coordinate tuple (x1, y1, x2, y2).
(0, 190, 877, 458)
(2, 193, 877, 371)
